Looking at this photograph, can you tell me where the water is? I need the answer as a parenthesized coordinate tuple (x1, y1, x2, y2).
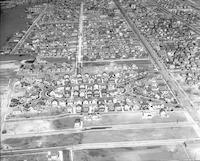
(0, 4, 29, 49)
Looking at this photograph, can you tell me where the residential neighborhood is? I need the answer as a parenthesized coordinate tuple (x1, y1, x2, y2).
(1, 0, 200, 161)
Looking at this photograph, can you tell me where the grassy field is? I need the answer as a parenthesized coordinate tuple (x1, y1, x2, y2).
(1, 150, 68, 161)
(74, 145, 190, 161)
(81, 126, 198, 144)
(4, 115, 81, 135)
(82, 60, 154, 74)
(2, 110, 189, 135)
(2, 126, 198, 150)
(3, 120, 52, 135)
(84, 111, 188, 127)
(3, 133, 83, 150)
(52, 116, 80, 130)
(1, 153, 48, 161)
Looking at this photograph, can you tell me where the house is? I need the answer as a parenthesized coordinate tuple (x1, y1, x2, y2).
(47, 151, 63, 161)
(142, 111, 154, 119)
(159, 108, 168, 118)
(98, 103, 105, 112)
(76, 104, 82, 113)
(51, 99, 59, 107)
(74, 118, 83, 129)
(114, 102, 122, 111)
(59, 100, 66, 107)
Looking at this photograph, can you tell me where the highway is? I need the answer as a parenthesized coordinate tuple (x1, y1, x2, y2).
(113, 0, 200, 130)
(9, 4, 48, 55)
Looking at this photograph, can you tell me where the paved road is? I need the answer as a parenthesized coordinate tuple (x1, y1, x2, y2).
(9, 4, 48, 55)
(39, 20, 79, 25)
(77, 2, 84, 68)
(83, 58, 150, 63)
(113, 0, 200, 128)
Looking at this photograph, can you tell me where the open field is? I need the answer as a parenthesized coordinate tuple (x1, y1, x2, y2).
(1, 153, 48, 161)
(3, 116, 80, 135)
(81, 126, 198, 144)
(74, 145, 190, 161)
(82, 60, 154, 74)
(1, 150, 68, 161)
(2, 126, 198, 150)
(84, 111, 189, 127)
(3, 111, 189, 135)
(3, 120, 53, 135)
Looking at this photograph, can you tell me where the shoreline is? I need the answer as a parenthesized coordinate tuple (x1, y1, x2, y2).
(0, 4, 30, 49)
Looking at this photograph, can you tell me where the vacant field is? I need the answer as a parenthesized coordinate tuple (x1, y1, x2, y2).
(2, 133, 83, 150)
(74, 145, 190, 161)
(2, 126, 198, 150)
(5, 110, 189, 135)
(84, 111, 188, 127)
(82, 126, 198, 144)
(1, 153, 48, 161)
(52, 116, 80, 130)
(82, 60, 154, 74)
(4, 115, 81, 135)
(3, 120, 52, 135)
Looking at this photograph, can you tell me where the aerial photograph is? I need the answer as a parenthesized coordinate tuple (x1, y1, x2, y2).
(0, 0, 200, 160)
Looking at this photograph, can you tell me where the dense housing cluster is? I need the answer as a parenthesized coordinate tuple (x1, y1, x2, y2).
(156, 0, 200, 29)
(4, 0, 180, 119)
(1, 0, 200, 160)
(82, 0, 148, 61)
(119, 0, 200, 85)
(8, 60, 176, 118)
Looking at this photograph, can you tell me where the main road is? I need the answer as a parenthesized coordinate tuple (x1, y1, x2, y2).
(77, 2, 84, 70)
(113, 0, 200, 127)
